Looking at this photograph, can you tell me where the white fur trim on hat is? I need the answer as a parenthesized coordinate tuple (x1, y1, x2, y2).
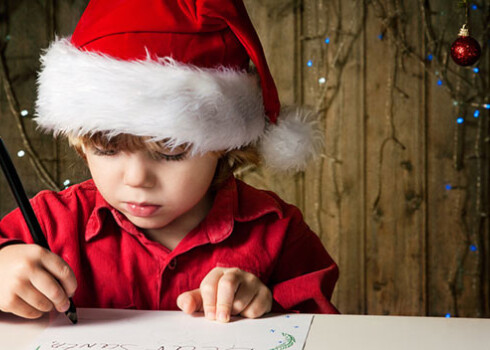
(35, 38, 266, 154)
(259, 107, 324, 172)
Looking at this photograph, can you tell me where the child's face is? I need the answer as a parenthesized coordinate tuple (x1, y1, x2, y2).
(84, 143, 219, 232)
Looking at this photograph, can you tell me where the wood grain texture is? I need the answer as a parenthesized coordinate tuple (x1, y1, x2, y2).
(364, 0, 427, 316)
(1, 0, 56, 214)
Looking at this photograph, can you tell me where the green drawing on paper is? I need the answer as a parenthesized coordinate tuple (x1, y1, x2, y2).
(35, 347, 40, 350)
(269, 332, 296, 350)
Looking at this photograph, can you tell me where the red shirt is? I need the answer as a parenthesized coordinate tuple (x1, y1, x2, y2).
(0, 176, 339, 314)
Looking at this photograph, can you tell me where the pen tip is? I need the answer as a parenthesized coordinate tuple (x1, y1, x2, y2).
(67, 310, 78, 324)
(65, 299, 78, 324)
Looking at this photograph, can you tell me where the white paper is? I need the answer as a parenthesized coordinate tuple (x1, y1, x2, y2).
(27, 308, 313, 350)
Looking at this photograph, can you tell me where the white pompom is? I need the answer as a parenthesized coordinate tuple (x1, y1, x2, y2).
(259, 107, 324, 172)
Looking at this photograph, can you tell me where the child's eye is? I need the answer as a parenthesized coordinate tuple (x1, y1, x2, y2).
(152, 151, 187, 161)
(92, 147, 118, 156)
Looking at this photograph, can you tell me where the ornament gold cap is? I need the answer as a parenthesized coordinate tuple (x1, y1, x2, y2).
(458, 24, 469, 37)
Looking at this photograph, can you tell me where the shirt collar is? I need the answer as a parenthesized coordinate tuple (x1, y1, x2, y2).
(85, 184, 116, 242)
(84, 176, 283, 244)
(189, 176, 284, 244)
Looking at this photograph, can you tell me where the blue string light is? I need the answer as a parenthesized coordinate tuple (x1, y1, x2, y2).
(325, 37, 330, 44)
(484, 104, 490, 109)
(445, 184, 452, 190)
(307, 60, 313, 67)
(474, 110, 480, 118)
(470, 245, 477, 252)
(377, 33, 384, 40)
(473, 67, 479, 73)
(427, 53, 433, 61)
(437, 79, 443, 86)
(457, 117, 464, 124)
(445, 313, 451, 318)
(471, 3, 478, 10)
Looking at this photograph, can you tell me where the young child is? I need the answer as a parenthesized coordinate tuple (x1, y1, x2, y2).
(0, 0, 339, 322)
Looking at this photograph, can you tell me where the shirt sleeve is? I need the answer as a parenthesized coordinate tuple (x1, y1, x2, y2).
(269, 204, 339, 314)
(0, 206, 36, 249)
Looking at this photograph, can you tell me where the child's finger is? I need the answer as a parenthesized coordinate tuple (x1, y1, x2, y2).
(230, 282, 256, 315)
(200, 267, 225, 320)
(176, 289, 202, 314)
(5, 295, 44, 319)
(215, 270, 242, 323)
(239, 286, 272, 319)
(39, 250, 78, 298)
(30, 268, 71, 313)
(17, 282, 54, 313)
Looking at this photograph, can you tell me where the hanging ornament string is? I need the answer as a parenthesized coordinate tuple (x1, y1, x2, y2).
(450, 0, 481, 66)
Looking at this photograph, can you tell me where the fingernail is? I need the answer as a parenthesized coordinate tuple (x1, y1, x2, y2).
(205, 310, 215, 320)
(181, 300, 189, 312)
(61, 301, 70, 312)
(217, 311, 229, 322)
(176, 296, 184, 310)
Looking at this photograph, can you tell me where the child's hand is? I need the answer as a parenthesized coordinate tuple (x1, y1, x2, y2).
(176, 267, 272, 323)
(0, 244, 77, 319)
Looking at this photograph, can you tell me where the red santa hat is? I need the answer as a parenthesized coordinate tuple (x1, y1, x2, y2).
(35, 0, 323, 171)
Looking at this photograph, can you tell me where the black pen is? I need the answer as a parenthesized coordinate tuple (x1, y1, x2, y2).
(0, 137, 78, 324)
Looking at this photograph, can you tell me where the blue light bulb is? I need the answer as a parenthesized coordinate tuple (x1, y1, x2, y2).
(325, 37, 330, 44)
(307, 60, 313, 67)
(457, 117, 464, 124)
(474, 110, 480, 118)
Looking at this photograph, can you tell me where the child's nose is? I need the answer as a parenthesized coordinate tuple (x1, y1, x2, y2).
(123, 154, 155, 188)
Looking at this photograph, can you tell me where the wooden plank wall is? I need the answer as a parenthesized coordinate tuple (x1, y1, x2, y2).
(243, 0, 489, 317)
(0, 0, 488, 317)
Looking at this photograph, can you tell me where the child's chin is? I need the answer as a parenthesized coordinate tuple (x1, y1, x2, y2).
(127, 216, 168, 230)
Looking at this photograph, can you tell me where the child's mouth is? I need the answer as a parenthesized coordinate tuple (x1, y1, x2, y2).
(124, 202, 161, 217)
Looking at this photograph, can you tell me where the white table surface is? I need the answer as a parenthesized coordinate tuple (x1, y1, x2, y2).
(1, 310, 489, 350)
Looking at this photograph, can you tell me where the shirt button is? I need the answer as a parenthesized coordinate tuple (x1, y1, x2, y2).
(168, 258, 177, 270)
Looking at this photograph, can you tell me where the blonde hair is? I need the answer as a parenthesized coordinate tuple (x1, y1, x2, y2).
(68, 133, 260, 188)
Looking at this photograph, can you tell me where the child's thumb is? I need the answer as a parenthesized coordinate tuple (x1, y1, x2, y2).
(177, 289, 202, 314)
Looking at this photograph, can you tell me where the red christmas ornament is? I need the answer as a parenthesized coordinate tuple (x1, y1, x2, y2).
(450, 24, 481, 66)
